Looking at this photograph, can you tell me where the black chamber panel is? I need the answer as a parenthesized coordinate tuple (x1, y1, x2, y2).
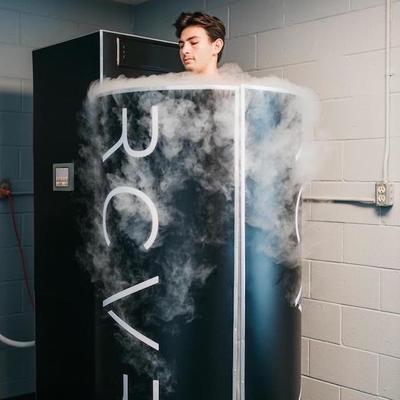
(33, 32, 182, 400)
(244, 90, 301, 400)
(33, 33, 100, 400)
(102, 32, 184, 77)
(86, 89, 236, 400)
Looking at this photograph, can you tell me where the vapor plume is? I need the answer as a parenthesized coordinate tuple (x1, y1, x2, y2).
(78, 63, 318, 393)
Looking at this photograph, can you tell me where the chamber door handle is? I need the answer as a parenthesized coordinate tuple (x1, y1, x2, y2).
(295, 186, 303, 244)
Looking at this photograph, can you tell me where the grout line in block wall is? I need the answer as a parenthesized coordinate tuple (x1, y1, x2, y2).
(339, 304, 343, 345)
(308, 220, 400, 229)
(19, 283, 24, 313)
(0, 4, 70, 19)
(310, 219, 382, 227)
(0, 145, 26, 151)
(308, 191, 313, 221)
(351, 36, 400, 54)
(282, 0, 287, 27)
(319, 95, 353, 102)
(18, 79, 23, 111)
(310, 179, 372, 184)
(0, 71, 32, 81)
(1, 245, 33, 252)
(0, 278, 34, 285)
(350, 0, 400, 11)
(130, 6, 134, 33)
(378, 271, 382, 311)
(302, 375, 341, 390)
(248, 58, 318, 71)
(308, 336, 386, 359)
(344, 47, 387, 57)
(0, 145, 32, 151)
(341, 387, 387, 400)
(254, 34, 257, 69)
(0, 310, 35, 319)
(377, 356, 380, 396)
(304, 297, 400, 318)
(304, 256, 400, 272)
(247, 67, 284, 78)
(314, 137, 387, 143)
(227, 4, 230, 40)
(338, 178, 400, 183)
(301, 375, 354, 395)
(318, 95, 353, 101)
(308, 260, 312, 299)
(340, 141, 344, 184)
(341, 222, 344, 263)
(0, 280, 23, 288)
(18, 149, 23, 181)
(286, 1, 399, 30)
(303, 258, 398, 272)
(284, 9, 362, 28)
(232, 24, 282, 40)
(18, 11, 21, 47)
(304, 220, 344, 225)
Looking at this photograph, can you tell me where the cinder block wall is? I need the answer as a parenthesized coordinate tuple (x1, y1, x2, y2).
(0, 1, 134, 398)
(132, 0, 400, 399)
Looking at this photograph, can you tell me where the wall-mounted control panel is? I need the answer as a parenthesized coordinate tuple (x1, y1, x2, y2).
(53, 163, 74, 191)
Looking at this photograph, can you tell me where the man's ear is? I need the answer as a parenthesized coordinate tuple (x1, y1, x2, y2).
(213, 38, 224, 56)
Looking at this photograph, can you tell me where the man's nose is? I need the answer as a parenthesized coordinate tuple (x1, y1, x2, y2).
(181, 43, 190, 54)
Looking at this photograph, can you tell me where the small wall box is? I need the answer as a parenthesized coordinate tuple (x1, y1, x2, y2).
(53, 163, 74, 191)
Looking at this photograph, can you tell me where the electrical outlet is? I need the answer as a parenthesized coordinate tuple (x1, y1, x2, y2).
(375, 182, 394, 206)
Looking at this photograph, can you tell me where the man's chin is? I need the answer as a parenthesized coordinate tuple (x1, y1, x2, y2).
(184, 64, 196, 71)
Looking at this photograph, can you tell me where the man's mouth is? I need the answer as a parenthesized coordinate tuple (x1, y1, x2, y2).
(184, 58, 194, 63)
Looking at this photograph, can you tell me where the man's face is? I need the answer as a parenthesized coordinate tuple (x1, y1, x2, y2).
(178, 25, 220, 74)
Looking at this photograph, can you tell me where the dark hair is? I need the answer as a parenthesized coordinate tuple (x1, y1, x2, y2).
(173, 11, 226, 62)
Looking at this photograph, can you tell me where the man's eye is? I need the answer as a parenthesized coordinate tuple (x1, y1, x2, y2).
(191, 42, 199, 45)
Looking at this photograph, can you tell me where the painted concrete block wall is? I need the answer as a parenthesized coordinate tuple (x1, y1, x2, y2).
(132, 0, 400, 399)
(0, 1, 134, 398)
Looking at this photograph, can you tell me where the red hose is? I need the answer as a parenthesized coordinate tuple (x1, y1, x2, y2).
(6, 192, 35, 309)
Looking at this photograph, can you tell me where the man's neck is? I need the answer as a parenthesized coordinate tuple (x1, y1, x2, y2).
(196, 63, 219, 76)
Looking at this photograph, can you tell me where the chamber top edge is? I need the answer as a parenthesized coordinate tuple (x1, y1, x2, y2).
(88, 83, 298, 100)
(86, 63, 316, 103)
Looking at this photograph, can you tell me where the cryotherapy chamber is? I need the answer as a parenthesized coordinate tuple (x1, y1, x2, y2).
(84, 83, 303, 400)
(33, 32, 302, 400)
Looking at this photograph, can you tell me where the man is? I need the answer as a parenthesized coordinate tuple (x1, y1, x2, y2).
(173, 12, 226, 75)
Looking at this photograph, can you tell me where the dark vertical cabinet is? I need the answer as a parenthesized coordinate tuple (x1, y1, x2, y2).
(33, 31, 182, 400)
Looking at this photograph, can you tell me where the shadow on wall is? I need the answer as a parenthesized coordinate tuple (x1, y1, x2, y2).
(0, 86, 36, 399)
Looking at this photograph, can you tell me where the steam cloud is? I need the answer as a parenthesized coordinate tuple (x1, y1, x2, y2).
(78, 63, 318, 393)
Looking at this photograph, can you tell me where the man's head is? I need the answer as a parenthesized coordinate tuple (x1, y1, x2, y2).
(173, 12, 225, 75)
